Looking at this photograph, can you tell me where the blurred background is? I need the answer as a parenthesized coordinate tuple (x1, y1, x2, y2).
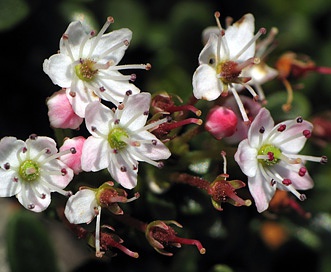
(1, 0, 331, 271)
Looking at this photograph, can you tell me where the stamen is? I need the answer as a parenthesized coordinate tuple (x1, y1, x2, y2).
(230, 87, 250, 123)
(303, 130, 311, 138)
(235, 57, 260, 72)
(214, 11, 223, 32)
(241, 81, 260, 101)
(287, 154, 327, 164)
(282, 179, 292, 186)
(62, 34, 75, 61)
(277, 124, 286, 132)
(4, 162, 10, 170)
(298, 167, 307, 177)
(95, 206, 104, 258)
(39, 148, 76, 165)
(134, 117, 169, 133)
(221, 150, 227, 176)
(108, 63, 152, 71)
(88, 16, 114, 58)
(233, 28, 266, 60)
(97, 39, 130, 60)
(79, 30, 94, 58)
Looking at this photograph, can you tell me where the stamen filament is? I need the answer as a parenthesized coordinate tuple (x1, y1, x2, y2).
(95, 206, 103, 257)
(230, 87, 250, 123)
(134, 117, 169, 133)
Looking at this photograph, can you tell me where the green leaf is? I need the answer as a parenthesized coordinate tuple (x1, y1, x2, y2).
(6, 210, 59, 272)
(0, 0, 29, 31)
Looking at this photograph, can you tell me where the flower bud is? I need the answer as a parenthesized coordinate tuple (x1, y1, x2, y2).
(205, 106, 237, 140)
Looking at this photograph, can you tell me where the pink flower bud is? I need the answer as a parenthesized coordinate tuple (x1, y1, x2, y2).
(60, 136, 85, 174)
(205, 106, 238, 140)
(47, 89, 83, 129)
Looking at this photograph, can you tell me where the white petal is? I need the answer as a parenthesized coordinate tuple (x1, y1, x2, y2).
(132, 131, 171, 160)
(0, 137, 24, 167)
(273, 161, 314, 190)
(84, 101, 114, 136)
(64, 189, 97, 224)
(225, 13, 255, 61)
(119, 93, 150, 131)
(248, 167, 276, 213)
(273, 120, 313, 153)
(0, 169, 21, 197)
(41, 159, 74, 189)
(16, 183, 51, 212)
(193, 64, 222, 101)
(26, 136, 58, 161)
(198, 33, 219, 64)
(89, 28, 132, 65)
(248, 108, 274, 148)
(81, 137, 110, 172)
(43, 54, 73, 87)
(67, 82, 100, 118)
(234, 139, 258, 177)
(108, 153, 138, 189)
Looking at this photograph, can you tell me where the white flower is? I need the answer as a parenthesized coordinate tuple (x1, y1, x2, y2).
(43, 17, 150, 117)
(192, 12, 265, 122)
(234, 108, 327, 213)
(81, 92, 171, 189)
(0, 135, 75, 212)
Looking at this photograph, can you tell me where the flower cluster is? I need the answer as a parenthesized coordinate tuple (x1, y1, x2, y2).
(1, 10, 329, 266)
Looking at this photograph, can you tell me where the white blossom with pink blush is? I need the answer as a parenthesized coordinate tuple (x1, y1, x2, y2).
(47, 89, 83, 129)
(234, 108, 327, 213)
(43, 17, 150, 117)
(0, 135, 75, 212)
(81, 92, 171, 189)
(60, 136, 86, 174)
(193, 12, 266, 122)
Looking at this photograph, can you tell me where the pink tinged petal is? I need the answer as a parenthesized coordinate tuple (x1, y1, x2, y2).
(26, 136, 58, 161)
(0, 169, 21, 197)
(193, 64, 222, 101)
(225, 13, 255, 61)
(0, 137, 25, 167)
(16, 183, 51, 212)
(248, 108, 274, 148)
(85, 101, 114, 136)
(47, 89, 83, 129)
(67, 81, 100, 118)
(272, 120, 313, 153)
(64, 189, 97, 224)
(273, 161, 314, 190)
(234, 139, 258, 177)
(60, 136, 86, 175)
(198, 33, 219, 64)
(248, 168, 276, 213)
(42, 159, 74, 189)
(130, 131, 171, 161)
(88, 28, 132, 65)
(108, 153, 138, 189)
(42, 54, 73, 87)
(119, 93, 151, 131)
(81, 137, 110, 172)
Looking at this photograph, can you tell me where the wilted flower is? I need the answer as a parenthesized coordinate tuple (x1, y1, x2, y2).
(64, 181, 139, 257)
(43, 17, 150, 117)
(0, 135, 75, 212)
(145, 220, 206, 256)
(235, 108, 327, 212)
(192, 12, 266, 122)
(81, 92, 171, 189)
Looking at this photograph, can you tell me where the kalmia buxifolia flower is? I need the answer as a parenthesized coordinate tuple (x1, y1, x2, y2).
(0, 134, 75, 212)
(81, 92, 171, 189)
(145, 220, 206, 256)
(64, 181, 139, 257)
(46, 89, 84, 129)
(192, 11, 266, 123)
(205, 106, 238, 140)
(275, 52, 331, 111)
(43, 16, 150, 117)
(235, 107, 328, 213)
(173, 151, 251, 211)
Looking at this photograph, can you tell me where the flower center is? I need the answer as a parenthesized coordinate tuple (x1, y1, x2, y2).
(258, 144, 281, 166)
(217, 61, 241, 84)
(75, 59, 98, 81)
(108, 127, 129, 150)
(19, 160, 40, 182)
